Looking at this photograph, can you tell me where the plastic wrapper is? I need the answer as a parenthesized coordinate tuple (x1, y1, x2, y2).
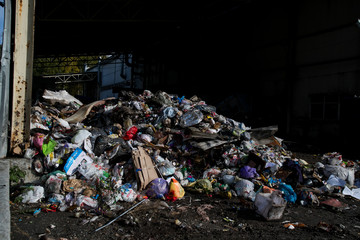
(48, 193, 65, 204)
(138, 133, 153, 143)
(24, 148, 36, 159)
(179, 109, 203, 128)
(76, 195, 98, 208)
(202, 168, 221, 179)
(343, 186, 360, 200)
(78, 160, 109, 180)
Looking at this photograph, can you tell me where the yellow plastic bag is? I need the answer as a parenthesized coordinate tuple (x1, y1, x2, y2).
(168, 178, 185, 199)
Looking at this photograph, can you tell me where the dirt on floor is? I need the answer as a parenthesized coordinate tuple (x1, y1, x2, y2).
(11, 152, 360, 240)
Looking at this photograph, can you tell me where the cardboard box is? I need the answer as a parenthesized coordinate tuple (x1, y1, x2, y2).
(64, 148, 93, 175)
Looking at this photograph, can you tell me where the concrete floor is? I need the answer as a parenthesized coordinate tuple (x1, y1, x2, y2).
(0, 159, 10, 240)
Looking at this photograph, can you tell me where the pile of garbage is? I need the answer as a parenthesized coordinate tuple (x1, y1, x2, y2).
(13, 89, 360, 222)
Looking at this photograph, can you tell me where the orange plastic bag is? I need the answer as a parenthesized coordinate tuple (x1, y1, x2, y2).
(168, 178, 185, 199)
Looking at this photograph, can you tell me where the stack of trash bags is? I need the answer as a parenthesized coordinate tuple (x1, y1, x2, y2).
(13, 89, 360, 222)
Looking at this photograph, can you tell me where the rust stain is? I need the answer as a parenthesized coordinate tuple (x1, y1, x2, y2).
(19, 0, 23, 15)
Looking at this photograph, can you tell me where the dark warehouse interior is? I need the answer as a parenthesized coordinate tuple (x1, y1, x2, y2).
(25, 0, 360, 157)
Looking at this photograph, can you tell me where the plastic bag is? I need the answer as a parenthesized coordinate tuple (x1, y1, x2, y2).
(254, 191, 286, 220)
(239, 165, 259, 179)
(163, 107, 178, 118)
(138, 133, 153, 143)
(168, 178, 185, 199)
(33, 133, 45, 150)
(186, 179, 213, 194)
(278, 183, 297, 203)
(146, 178, 169, 199)
(202, 168, 221, 179)
(42, 138, 57, 156)
(179, 109, 203, 128)
(45, 175, 63, 194)
(42, 89, 83, 106)
(123, 126, 138, 140)
(234, 179, 255, 200)
(326, 175, 346, 187)
(222, 175, 236, 185)
(20, 186, 45, 204)
(57, 118, 71, 129)
(324, 165, 355, 186)
(72, 129, 92, 145)
(78, 160, 109, 180)
(76, 195, 98, 208)
(120, 183, 137, 202)
(158, 159, 176, 177)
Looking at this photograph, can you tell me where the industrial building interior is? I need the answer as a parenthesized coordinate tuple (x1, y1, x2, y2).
(5, 0, 360, 156)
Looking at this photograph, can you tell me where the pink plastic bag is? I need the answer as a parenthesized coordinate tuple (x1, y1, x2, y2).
(33, 133, 45, 150)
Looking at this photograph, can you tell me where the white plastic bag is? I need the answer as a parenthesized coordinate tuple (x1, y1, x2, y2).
(158, 159, 176, 177)
(254, 191, 286, 221)
(324, 165, 355, 186)
(72, 129, 92, 145)
(20, 186, 45, 204)
(234, 179, 255, 201)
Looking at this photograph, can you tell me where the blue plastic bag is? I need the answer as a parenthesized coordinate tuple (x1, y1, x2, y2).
(146, 178, 169, 199)
(278, 183, 297, 203)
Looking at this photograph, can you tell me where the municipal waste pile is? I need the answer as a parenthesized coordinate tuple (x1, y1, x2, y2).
(12, 89, 360, 222)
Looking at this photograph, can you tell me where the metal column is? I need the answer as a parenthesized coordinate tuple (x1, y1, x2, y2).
(10, 0, 36, 154)
(0, 0, 12, 158)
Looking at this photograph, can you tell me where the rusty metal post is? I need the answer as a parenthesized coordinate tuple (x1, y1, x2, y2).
(10, 0, 36, 154)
